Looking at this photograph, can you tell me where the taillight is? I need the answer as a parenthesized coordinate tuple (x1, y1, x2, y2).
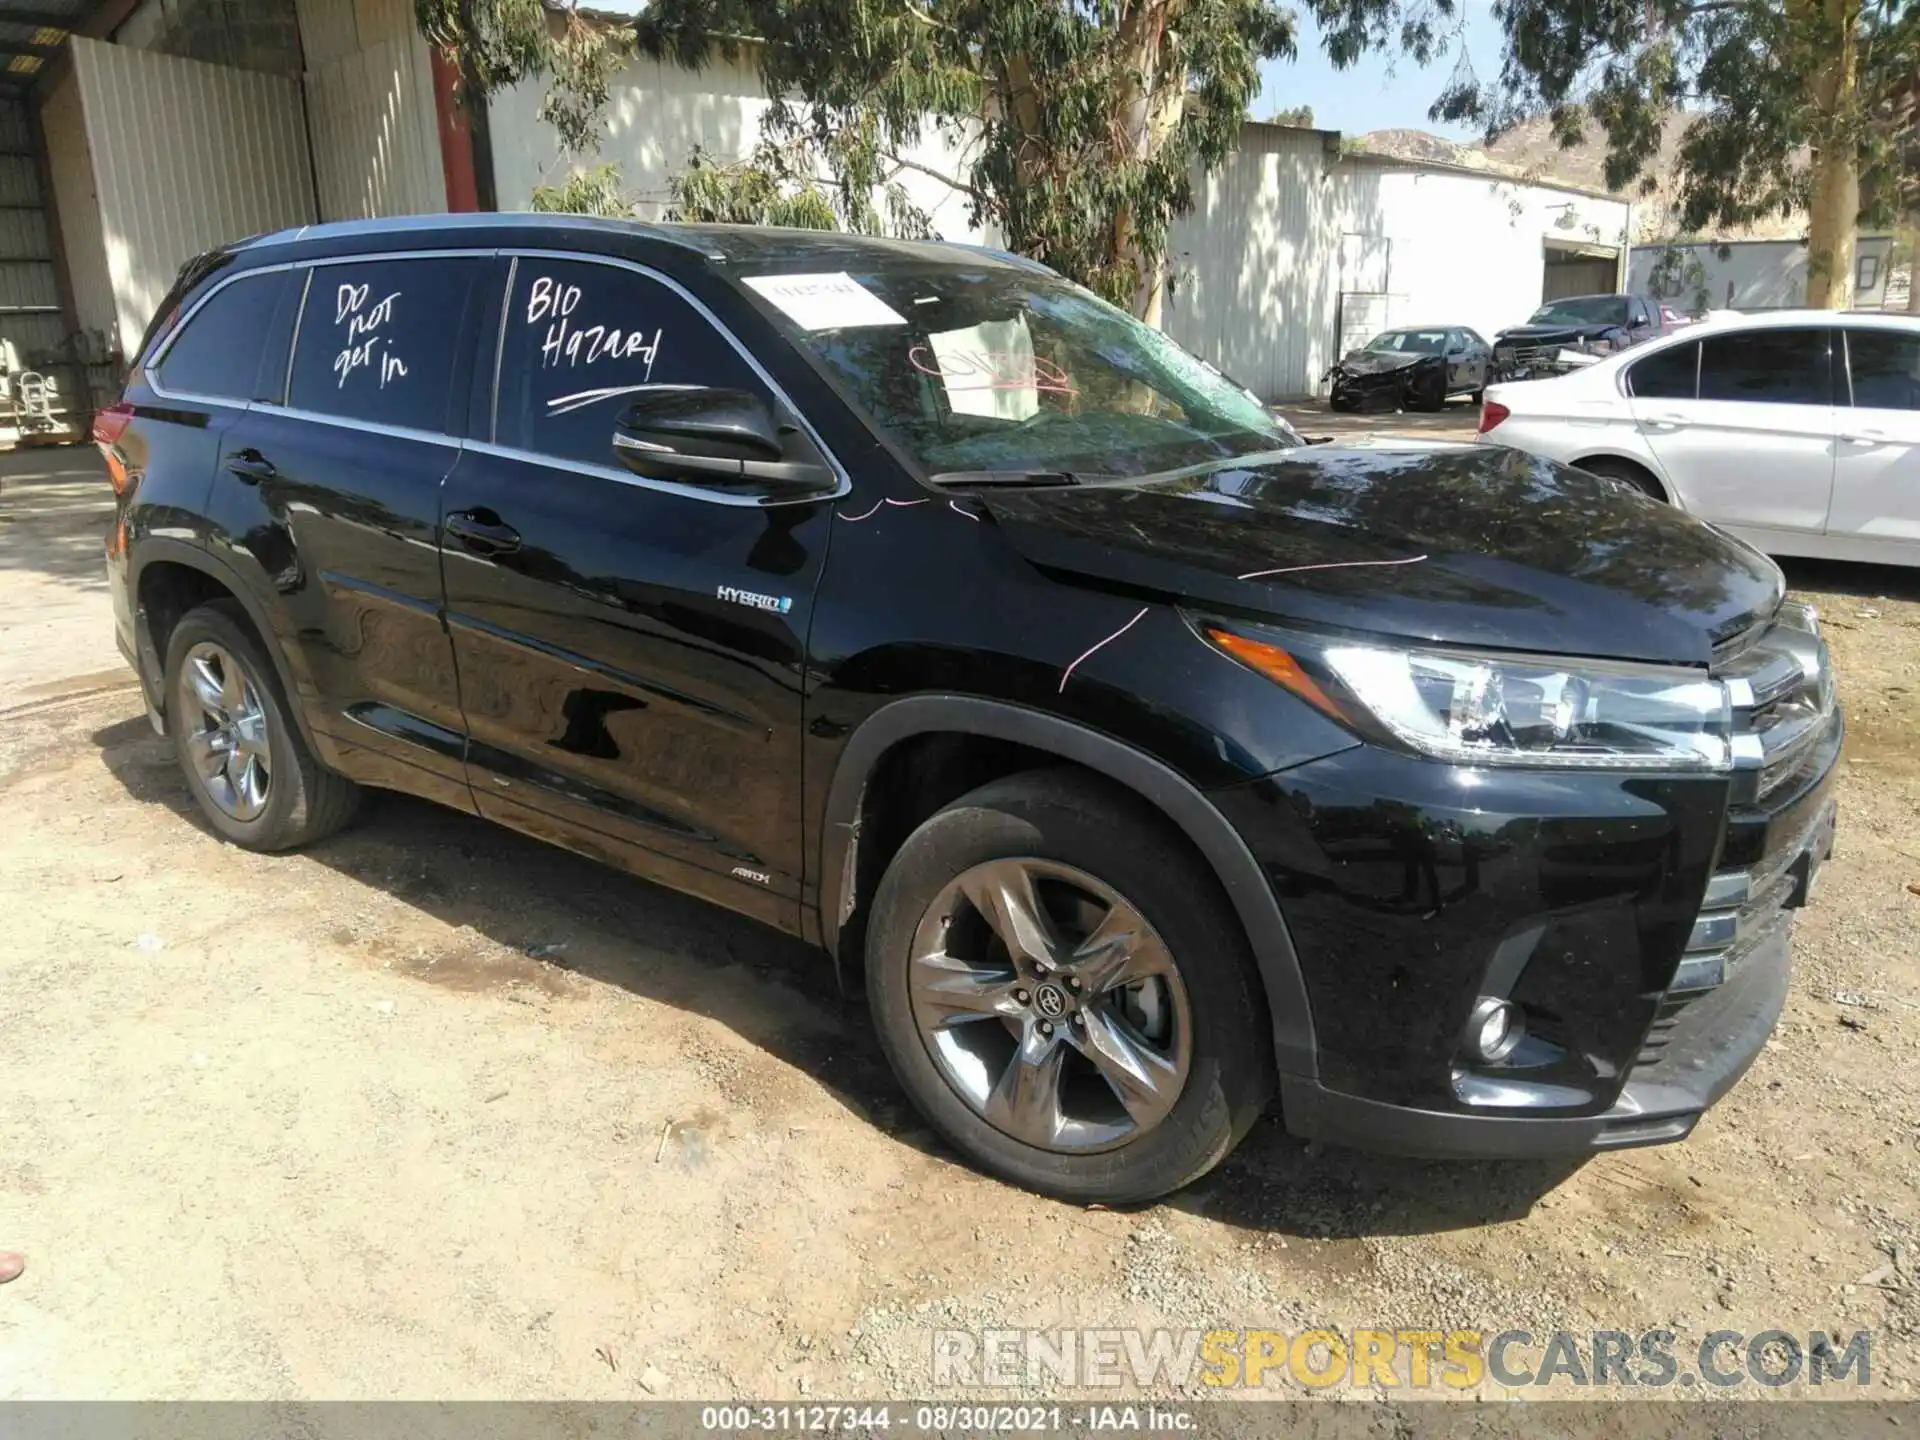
(94, 401, 134, 495)
(1477, 400, 1510, 434)
(93, 401, 133, 447)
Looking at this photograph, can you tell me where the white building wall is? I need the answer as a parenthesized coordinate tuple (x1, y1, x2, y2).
(298, 0, 447, 220)
(40, 67, 116, 343)
(70, 36, 317, 355)
(1627, 236, 1895, 313)
(487, 51, 983, 242)
(1164, 126, 1633, 399)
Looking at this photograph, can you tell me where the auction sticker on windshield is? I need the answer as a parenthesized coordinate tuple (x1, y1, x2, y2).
(743, 272, 907, 330)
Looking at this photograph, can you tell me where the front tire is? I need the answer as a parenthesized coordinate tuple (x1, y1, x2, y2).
(165, 600, 360, 851)
(865, 770, 1272, 1203)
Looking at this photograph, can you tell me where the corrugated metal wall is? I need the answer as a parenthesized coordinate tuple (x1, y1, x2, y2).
(70, 35, 317, 355)
(1163, 125, 1356, 402)
(0, 89, 88, 432)
(298, 0, 446, 220)
(41, 67, 114, 343)
(0, 97, 60, 345)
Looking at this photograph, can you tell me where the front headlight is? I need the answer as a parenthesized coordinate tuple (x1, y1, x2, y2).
(1206, 626, 1732, 771)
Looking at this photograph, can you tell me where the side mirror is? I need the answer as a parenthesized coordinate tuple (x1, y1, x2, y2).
(612, 386, 834, 495)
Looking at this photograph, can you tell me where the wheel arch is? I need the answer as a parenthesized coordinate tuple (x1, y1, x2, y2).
(818, 694, 1318, 1081)
(130, 538, 318, 751)
(1571, 451, 1675, 504)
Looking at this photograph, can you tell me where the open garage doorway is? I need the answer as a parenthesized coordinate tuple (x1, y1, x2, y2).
(1542, 238, 1622, 301)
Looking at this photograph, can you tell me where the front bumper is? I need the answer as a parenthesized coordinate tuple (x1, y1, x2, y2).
(1327, 366, 1425, 410)
(1490, 346, 1602, 383)
(1211, 685, 1841, 1161)
(1279, 795, 1832, 1158)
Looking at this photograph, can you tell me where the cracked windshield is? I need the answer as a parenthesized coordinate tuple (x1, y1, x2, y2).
(745, 262, 1294, 478)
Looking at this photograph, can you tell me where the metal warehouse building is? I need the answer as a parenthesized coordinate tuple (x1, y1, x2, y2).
(0, 0, 1632, 428)
(1164, 123, 1633, 399)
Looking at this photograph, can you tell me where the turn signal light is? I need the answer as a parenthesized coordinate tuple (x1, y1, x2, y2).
(1477, 400, 1510, 433)
(1203, 627, 1345, 721)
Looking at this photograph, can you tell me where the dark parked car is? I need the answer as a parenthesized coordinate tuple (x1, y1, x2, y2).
(1492, 293, 1668, 381)
(101, 216, 1840, 1203)
(1326, 326, 1491, 412)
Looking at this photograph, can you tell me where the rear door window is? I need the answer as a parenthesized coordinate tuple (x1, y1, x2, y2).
(288, 256, 486, 432)
(1697, 329, 1832, 406)
(494, 257, 772, 467)
(154, 269, 294, 402)
(1846, 330, 1920, 411)
(1627, 342, 1698, 400)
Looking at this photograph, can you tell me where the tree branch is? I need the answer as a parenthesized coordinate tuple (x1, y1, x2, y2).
(881, 150, 984, 200)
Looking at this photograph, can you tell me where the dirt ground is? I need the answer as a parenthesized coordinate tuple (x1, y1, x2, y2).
(1, 447, 1917, 1403)
(1272, 397, 1484, 444)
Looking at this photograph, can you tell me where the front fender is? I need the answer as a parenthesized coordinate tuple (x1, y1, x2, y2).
(817, 693, 1319, 1081)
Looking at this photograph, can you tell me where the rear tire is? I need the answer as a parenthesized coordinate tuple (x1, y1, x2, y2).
(1576, 456, 1667, 502)
(865, 769, 1272, 1203)
(164, 600, 360, 851)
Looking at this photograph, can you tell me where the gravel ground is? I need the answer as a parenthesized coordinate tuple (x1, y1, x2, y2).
(1, 455, 1916, 1404)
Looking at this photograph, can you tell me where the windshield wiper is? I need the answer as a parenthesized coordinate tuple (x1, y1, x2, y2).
(928, 469, 1083, 489)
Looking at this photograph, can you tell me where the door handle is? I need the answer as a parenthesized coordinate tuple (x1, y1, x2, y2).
(1641, 413, 1688, 432)
(444, 508, 523, 556)
(1839, 429, 1889, 446)
(225, 448, 276, 485)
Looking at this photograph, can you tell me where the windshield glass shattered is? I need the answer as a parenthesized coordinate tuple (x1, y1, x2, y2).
(736, 259, 1292, 479)
(1528, 296, 1630, 326)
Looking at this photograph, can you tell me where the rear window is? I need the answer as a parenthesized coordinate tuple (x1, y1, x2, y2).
(153, 270, 291, 402)
(1698, 329, 1831, 407)
(1627, 341, 1698, 400)
(288, 256, 485, 431)
(1846, 330, 1920, 411)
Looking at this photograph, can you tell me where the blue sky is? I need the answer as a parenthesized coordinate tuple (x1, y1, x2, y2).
(1253, 1, 1504, 140)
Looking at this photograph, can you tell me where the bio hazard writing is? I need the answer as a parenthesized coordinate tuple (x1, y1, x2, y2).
(332, 283, 409, 389)
(527, 275, 662, 376)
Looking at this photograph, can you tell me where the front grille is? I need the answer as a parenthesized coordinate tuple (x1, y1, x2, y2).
(1642, 601, 1840, 1030)
(1492, 343, 1586, 380)
(1714, 599, 1837, 805)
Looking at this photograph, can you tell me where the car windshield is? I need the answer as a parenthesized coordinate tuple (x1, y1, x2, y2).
(1364, 329, 1448, 354)
(1528, 296, 1629, 326)
(735, 258, 1291, 479)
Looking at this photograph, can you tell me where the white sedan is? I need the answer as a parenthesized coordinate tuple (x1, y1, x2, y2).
(1478, 310, 1920, 567)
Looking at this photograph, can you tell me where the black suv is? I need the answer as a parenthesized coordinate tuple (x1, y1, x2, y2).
(101, 216, 1840, 1203)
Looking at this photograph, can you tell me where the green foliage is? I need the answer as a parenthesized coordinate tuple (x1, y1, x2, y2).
(538, 13, 631, 155)
(667, 144, 843, 230)
(414, 0, 627, 157)
(1264, 104, 1316, 127)
(633, 0, 1297, 316)
(529, 163, 633, 217)
(413, 0, 547, 93)
(1338, 0, 1920, 239)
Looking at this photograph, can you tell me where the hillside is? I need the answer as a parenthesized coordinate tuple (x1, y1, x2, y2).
(1357, 112, 1806, 242)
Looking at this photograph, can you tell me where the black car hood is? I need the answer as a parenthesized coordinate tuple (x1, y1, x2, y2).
(1495, 322, 1621, 347)
(978, 442, 1783, 665)
(1333, 350, 1428, 375)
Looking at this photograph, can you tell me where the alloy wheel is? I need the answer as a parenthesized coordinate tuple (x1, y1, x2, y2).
(176, 641, 272, 822)
(907, 858, 1192, 1153)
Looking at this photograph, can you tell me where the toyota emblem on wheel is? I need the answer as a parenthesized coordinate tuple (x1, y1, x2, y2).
(1033, 982, 1069, 1019)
